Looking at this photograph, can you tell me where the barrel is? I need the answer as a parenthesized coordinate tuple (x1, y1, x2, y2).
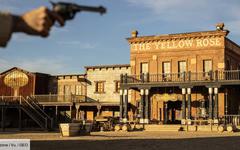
(122, 124, 131, 131)
(227, 125, 237, 132)
(60, 123, 81, 137)
(217, 125, 225, 132)
(114, 124, 121, 131)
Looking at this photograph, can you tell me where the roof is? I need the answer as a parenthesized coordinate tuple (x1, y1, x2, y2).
(55, 74, 86, 77)
(0, 67, 33, 76)
(127, 30, 229, 43)
(0, 67, 51, 77)
(85, 64, 130, 70)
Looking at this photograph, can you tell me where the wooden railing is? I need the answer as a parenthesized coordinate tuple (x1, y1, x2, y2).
(221, 115, 240, 126)
(0, 96, 53, 129)
(32, 94, 86, 103)
(122, 70, 240, 84)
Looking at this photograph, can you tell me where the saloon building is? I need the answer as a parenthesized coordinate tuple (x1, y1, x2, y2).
(120, 24, 240, 125)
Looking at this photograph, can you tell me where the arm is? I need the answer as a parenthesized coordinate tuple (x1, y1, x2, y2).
(0, 7, 64, 48)
(0, 12, 13, 47)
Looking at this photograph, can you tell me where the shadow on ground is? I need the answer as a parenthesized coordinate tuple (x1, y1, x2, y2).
(31, 136, 240, 150)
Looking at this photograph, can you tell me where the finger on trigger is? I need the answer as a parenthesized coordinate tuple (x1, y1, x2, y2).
(49, 11, 65, 26)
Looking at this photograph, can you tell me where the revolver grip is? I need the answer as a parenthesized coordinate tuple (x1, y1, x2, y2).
(51, 1, 76, 21)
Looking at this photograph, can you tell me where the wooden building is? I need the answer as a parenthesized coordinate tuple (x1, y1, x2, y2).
(0, 67, 51, 97)
(120, 25, 240, 125)
(76, 64, 130, 121)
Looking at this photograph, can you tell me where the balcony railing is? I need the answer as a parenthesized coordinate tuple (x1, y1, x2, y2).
(219, 115, 240, 126)
(121, 70, 240, 84)
(32, 94, 86, 103)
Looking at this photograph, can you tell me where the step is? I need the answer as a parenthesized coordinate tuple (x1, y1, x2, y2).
(144, 124, 183, 131)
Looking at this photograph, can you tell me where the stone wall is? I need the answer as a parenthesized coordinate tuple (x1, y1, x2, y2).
(86, 65, 130, 103)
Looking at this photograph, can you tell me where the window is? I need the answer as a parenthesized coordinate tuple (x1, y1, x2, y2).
(114, 81, 120, 93)
(162, 62, 171, 79)
(178, 61, 186, 77)
(64, 85, 71, 95)
(95, 81, 105, 93)
(140, 62, 149, 74)
(203, 60, 212, 77)
(76, 85, 82, 95)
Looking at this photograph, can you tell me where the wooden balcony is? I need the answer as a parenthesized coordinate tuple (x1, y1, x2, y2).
(120, 70, 240, 88)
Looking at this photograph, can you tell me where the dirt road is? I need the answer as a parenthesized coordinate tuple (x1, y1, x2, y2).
(0, 131, 239, 150)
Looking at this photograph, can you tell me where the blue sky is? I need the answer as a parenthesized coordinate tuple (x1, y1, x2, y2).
(1, 0, 240, 75)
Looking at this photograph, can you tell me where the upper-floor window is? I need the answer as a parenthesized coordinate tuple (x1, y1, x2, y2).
(203, 60, 212, 73)
(163, 62, 171, 73)
(64, 85, 71, 95)
(162, 62, 171, 79)
(95, 81, 105, 93)
(203, 60, 212, 77)
(114, 81, 120, 93)
(140, 62, 149, 74)
(76, 85, 82, 95)
(178, 61, 187, 77)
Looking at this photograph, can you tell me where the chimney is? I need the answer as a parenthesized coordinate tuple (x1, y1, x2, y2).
(216, 23, 224, 31)
(131, 30, 138, 38)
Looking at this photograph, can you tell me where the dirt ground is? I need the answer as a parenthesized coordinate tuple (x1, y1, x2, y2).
(0, 131, 239, 150)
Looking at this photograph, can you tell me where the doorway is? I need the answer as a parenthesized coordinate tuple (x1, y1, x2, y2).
(163, 100, 182, 124)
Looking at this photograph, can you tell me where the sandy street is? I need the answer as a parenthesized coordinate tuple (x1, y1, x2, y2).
(0, 131, 239, 150)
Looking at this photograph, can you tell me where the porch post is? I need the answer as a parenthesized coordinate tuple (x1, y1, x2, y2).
(181, 88, 186, 124)
(208, 87, 213, 120)
(187, 88, 192, 121)
(119, 89, 123, 122)
(19, 106, 22, 130)
(164, 102, 168, 124)
(55, 106, 58, 124)
(214, 87, 219, 122)
(144, 89, 149, 124)
(123, 89, 128, 123)
(1, 107, 5, 131)
(140, 89, 145, 124)
(75, 104, 80, 120)
(97, 104, 101, 116)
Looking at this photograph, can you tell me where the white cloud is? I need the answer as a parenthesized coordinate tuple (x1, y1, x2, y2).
(56, 40, 96, 49)
(126, 0, 240, 37)
(0, 58, 67, 75)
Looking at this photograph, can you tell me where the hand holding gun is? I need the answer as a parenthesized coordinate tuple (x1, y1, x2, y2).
(12, 2, 107, 37)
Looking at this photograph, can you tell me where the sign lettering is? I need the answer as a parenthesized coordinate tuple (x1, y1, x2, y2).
(131, 37, 222, 51)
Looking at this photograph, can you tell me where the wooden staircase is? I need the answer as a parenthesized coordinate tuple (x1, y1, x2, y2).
(0, 96, 53, 130)
(20, 96, 53, 130)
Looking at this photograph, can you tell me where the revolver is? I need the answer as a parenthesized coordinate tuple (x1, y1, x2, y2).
(50, 1, 107, 21)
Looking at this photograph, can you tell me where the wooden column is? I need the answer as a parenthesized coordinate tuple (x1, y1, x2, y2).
(119, 89, 123, 122)
(70, 106, 72, 119)
(187, 88, 191, 120)
(181, 88, 186, 124)
(123, 89, 128, 123)
(144, 89, 149, 124)
(1, 107, 5, 131)
(214, 87, 219, 120)
(140, 89, 145, 124)
(208, 87, 213, 120)
(19, 106, 22, 130)
(97, 105, 101, 117)
(56, 106, 59, 121)
(75, 104, 80, 120)
(164, 102, 168, 124)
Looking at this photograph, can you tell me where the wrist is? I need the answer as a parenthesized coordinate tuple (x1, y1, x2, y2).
(12, 15, 25, 32)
